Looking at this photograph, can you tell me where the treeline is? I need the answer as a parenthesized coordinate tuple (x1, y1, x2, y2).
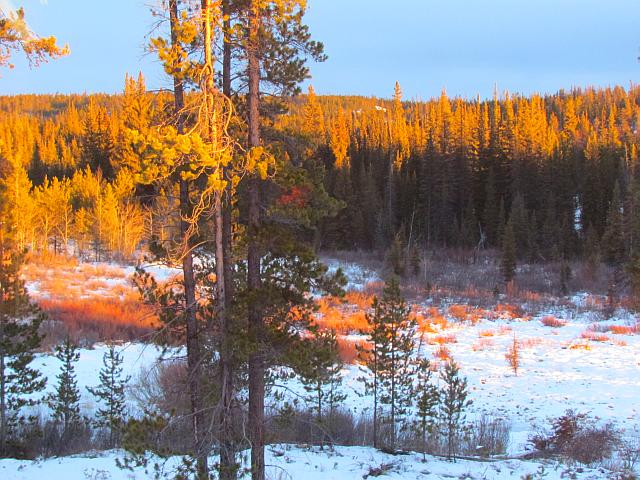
(3, 82, 640, 265)
(278, 84, 640, 266)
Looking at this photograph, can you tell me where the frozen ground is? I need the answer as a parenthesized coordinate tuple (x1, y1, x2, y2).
(0, 444, 612, 479)
(13, 257, 640, 478)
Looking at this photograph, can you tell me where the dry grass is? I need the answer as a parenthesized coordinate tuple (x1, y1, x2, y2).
(608, 325, 637, 335)
(472, 338, 494, 351)
(580, 331, 611, 342)
(38, 296, 158, 344)
(430, 334, 457, 345)
(541, 316, 567, 328)
(433, 345, 452, 361)
(492, 304, 523, 320)
(336, 337, 369, 364)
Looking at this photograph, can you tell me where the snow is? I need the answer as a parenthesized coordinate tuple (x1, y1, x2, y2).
(0, 445, 613, 479)
(324, 258, 380, 291)
(13, 258, 640, 477)
(32, 343, 166, 413)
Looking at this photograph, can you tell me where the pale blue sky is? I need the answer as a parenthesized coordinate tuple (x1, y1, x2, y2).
(1, 0, 639, 99)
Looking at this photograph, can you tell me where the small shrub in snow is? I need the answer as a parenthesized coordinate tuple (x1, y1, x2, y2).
(462, 415, 510, 457)
(529, 410, 619, 465)
(505, 335, 520, 375)
(541, 316, 566, 328)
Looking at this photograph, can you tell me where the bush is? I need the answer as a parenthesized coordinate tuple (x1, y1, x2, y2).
(462, 415, 511, 457)
(529, 410, 619, 465)
(541, 316, 566, 328)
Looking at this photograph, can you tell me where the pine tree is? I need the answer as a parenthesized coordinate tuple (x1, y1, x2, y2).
(50, 337, 82, 439)
(387, 233, 406, 276)
(87, 345, 131, 448)
(0, 228, 46, 456)
(601, 182, 625, 266)
(439, 361, 471, 460)
(414, 359, 439, 460)
(298, 329, 346, 442)
(358, 278, 417, 451)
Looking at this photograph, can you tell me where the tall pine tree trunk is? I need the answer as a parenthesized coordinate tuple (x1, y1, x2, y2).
(169, 2, 208, 478)
(220, 2, 237, 478)
(247, 3, 265, 479)
(200, 1, 236, 478)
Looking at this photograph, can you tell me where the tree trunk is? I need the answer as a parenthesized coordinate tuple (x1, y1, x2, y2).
(220, 2, 237, 478)
(170, 1, 208, 478)
(247, 3, 265, 479)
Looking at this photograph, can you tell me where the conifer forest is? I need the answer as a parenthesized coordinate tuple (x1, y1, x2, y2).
(0, 2, 639, 479)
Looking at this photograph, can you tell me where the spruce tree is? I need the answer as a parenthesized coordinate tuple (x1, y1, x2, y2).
(0, 230, 46, 456)
(414, 359, 439, 460)
(50, 337, 82, 439)
(601, 182, 625, 266)
(298, 329, 346, 442)
(439, 361, 471, 461)
(87, 345, 131, 448)
(358, 278, 417, 451)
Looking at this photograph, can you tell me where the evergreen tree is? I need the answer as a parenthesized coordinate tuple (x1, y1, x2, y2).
(87, 345, 131, 448)
(50, 337, 82, 439)
(439, 361, 471, 461)
(358, 278, 417, 451)
(414, 359, 439, 460)
(387, 233, 406, 276)
(0, 229, 46, 456)
(601, 182, 625, 266)
(298, 329, 346, 442)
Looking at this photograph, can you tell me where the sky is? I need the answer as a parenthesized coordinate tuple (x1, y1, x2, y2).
(0, 0, 639, 100)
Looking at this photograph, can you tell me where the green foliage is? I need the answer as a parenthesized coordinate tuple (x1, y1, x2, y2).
(87, 344, 131, 448)
(50, 337, 82, 438)
(414, 359, 439, 460)
(358, 277, 417, 451)
(439, 361, 472, 460)
(0, 232, 46, 456)
(297, 329, 346, 436)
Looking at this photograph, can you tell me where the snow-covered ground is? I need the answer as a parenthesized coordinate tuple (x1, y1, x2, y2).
(13, 257, 640, 477)
(0, 444, 612, 479)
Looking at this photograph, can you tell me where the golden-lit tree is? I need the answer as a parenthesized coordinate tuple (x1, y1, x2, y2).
(0, 6, 68, 70)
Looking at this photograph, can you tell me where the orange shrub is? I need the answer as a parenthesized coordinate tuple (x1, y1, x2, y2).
(38, 296, 158, 343)
(336, 337, 369, 364)
(568, 341, 592, 351)
(314, 305, 369, 335)
(343, 291, 374, 310)
(493, 304, 523, 320)
(434, 345, 452, 361)
(609, 325, 637, 335)
(431, 334, 457, 345)
(448, 304, 469, 322)
(541, 316, 566, 328)
(580, 331, 610, 342)
(479, 329, 495, 337)
(417, 307, 449, 333)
